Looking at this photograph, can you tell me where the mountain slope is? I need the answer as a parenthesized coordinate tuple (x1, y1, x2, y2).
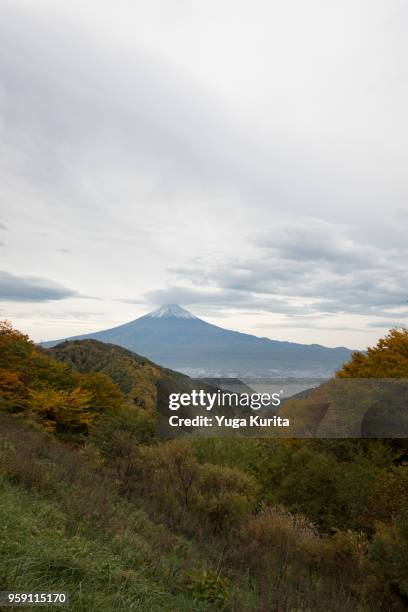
(46, 338, 218, 416)
(43, 304, 354, 376)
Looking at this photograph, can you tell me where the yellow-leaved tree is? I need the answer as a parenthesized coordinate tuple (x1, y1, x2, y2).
(0, 320, 124, 435)
(336, 328, 408, 378)
(28, 387, 94, 433)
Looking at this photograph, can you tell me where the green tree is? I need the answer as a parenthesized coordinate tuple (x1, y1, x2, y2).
(78, 372, 125, 414)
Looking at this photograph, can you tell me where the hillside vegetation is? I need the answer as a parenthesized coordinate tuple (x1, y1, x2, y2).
(47, 338, 217, 416)
(0, 321, 408, 610)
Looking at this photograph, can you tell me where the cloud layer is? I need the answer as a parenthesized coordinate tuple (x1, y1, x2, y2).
(0, 271, 77, 302)
(159, 217, 408, 319)
(0, 1, 407, 346)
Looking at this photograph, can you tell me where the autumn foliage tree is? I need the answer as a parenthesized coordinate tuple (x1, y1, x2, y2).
(337, 328, 408, 378)
(28, 387, 94, 433)
(0, 321, 34, 371)
(0, 321, 124, 434)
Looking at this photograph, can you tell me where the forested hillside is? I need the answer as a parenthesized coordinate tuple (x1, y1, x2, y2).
(46, 338, 218, 416)
(1, 321, 407, 611)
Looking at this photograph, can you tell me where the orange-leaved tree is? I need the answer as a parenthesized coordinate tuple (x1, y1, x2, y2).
(0, 320, 124, 435)
(336, 328, 408, 378)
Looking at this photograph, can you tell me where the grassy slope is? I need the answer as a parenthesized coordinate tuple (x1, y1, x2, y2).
(0, 477, 213, 611)
(0, 414, 248, 611)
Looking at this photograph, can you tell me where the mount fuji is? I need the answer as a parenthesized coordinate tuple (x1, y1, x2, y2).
(42, 304, 354, 377)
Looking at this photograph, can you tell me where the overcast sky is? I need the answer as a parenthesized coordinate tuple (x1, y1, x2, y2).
(1, 0, 407, 348)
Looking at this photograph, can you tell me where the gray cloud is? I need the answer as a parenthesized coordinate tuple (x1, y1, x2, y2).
(0, 222, 6, 246)
(115, 297, 146, 305)
(0, 271, 78, 302)
(0, 1, 407, 347)
(395, 208, 408, 222)
(255, 321, 362, 332)
(0, 5, 272, 215)
(145, 285, 312, 315)
(166, 217, 408, 318)
(25, 310, 104, 321)
(367, 321, 407, 329)
(256, 218, 379, 268)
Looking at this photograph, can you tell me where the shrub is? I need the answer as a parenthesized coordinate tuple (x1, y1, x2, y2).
(139, 440, 199, 529)
(138, 441, 259, 537)
(193, 463, 259, 533)
(185, 569, 229, 608)
(370, 508, 408, 601)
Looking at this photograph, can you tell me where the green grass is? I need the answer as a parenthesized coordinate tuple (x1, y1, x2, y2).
(0, 476, 212, 611)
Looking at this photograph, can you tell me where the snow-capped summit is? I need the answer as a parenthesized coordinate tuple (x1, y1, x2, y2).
(146, 304, 197, 319)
